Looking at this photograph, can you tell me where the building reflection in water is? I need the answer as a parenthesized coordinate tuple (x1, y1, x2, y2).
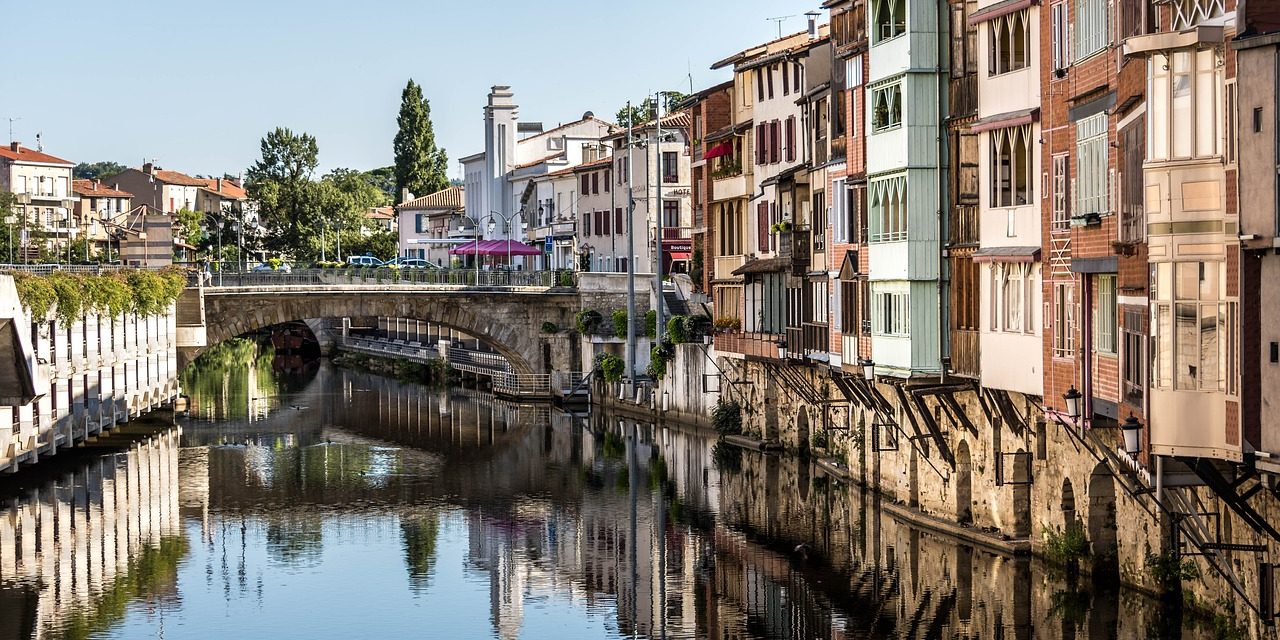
(0, 429, 183, 640)
(0, 352, 1216, 639)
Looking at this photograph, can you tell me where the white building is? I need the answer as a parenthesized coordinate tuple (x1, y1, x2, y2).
(397, 185, 465, 266)
(602, 111, 693, 275)
(461, 86, 616, 267)
(972, 0, 1043, 396)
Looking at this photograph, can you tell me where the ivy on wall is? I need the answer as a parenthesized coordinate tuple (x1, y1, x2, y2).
(8, 269, 188, 323)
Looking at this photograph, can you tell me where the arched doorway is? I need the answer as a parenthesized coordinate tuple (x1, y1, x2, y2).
(796, 408, 811, 457)
(1061, 478, 1077, 526)
(956, 440, 973, 525)
(1088, 462, 1119, 580)
(1012, 448, 1032, 537)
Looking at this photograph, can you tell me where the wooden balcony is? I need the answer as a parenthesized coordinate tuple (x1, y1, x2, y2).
(787, 322, 830, 357)
(949, 329, 980, 378)
(714, 332, 783, 359)
(714, 255, 745, 280)
(949, 204, 979, 247)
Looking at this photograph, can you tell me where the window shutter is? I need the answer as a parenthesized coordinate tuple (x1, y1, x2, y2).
(602, 206, 611, 235)
(786, 117, 796, 162)
(757, 125, 766, 165)
(771, 121, 781, 164)
(615, 208, 623, 233)
(582, 175, 590, 194)
(758, 202, 770, 251)
(757, 70, 765, 101)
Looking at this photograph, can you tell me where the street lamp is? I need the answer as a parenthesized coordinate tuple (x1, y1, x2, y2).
(61, 199, 76, 265)
(3, 214, 15, 264)
(1063, 385, 1083, 422)
(487, 209, 524, 269)
(15, 193, 30, 264)
(458, 213, 483, 284)
(1121, 414, 1144, 457)
(776, 338, 788, 360)
(859, 358, 876, 382)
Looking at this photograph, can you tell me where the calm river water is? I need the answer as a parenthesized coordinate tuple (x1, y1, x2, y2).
(0, 342, 1221, 639)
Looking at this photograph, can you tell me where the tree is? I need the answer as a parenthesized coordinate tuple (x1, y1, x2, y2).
(73, 161, 126, 181)
(173, 208, 207, 251)
(393, 79, 449, 202)
(245, 127, 319, 258)
(362, 166, 397, 201)
(615, 91, 689, 128)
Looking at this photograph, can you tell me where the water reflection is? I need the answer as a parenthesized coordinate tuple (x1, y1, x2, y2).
(0, 353, 1221, 639)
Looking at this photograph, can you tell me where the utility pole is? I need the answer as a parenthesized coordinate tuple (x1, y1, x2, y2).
(653, 92, 666, 345)
(625, 102, 638, 385)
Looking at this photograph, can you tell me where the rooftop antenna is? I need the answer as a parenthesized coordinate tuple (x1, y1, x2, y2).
(767, 15, 795, 39)
(6, 117, 19, 143)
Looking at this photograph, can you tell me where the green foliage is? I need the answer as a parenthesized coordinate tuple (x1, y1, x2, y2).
(1145, 551, 1198, 592)
(612, 309, 629, 337)
(812, 430, 829, 450)
(1047, 587, 1091, 627)
(770, 220, 793, 233)
(599, 353, 625, 382)
(645, 309, 657, 338)
(394, 79, 449, 202)
(1043, 523, 1091, 566)
(666, 315, 689, 343)
(174, 208, 206, 248)
(361, 166, 397, 202)
(615, 91, 689, 128)
(711, 399, 743, 436)
(690, 241, 704, 290)
(9, 268, 185, 322)
(575, 309, 603, 335)
(648, 341, 673, 380)
(557, 270, 575, 287)
(713, 316, 741, 332)
(344, 230, 398, 262)
(246, 127, 320, 258)
(540, 321, 558, 334)
(73, 161, 126, 181)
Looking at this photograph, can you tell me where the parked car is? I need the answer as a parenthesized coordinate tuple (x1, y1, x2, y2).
(346, 255, 383, 267)
(398, 258, 438, 269)
(251, 262, 292, 273)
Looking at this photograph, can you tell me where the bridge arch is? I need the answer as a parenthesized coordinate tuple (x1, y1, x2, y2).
(192, 288, 581, 375)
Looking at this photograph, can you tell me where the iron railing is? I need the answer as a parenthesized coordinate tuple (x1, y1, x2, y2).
(202, 268, 572, 289)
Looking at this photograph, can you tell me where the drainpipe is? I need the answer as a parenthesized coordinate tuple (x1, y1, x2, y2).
(937, 0, 951, 384)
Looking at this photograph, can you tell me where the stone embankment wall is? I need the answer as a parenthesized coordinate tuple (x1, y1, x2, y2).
(0, 275, 180, 473)
(638, 347, 1280, 633)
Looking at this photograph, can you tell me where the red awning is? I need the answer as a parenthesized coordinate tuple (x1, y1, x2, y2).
(668, 252, 691, 260)
(450, 239, 542, 256)
(703, 142, 733, 161)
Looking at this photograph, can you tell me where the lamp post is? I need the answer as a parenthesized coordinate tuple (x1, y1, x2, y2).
(15, 193, 30, 264)
(487, 209, 523, 270)
(458, 213, 483, 285)
(859, 358, 876, 382)
(3, 214, 14, 264)
(61, 199, 76, 265)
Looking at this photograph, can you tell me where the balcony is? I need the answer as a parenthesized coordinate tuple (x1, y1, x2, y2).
(712, 173, 748, 202)
(831, 3, 866, 53)
(777, 228, 811, 275)
(662, 226, 691, 241)
(786, 322, 830, 358)
(714, 255, 746, 280)
(949, 204, 979, 247)
(714, 331, 783, 359)
(949, 329, 980, 378)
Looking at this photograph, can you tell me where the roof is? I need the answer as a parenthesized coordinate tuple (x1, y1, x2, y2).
(149, 168, 207, 186)
(398, 185, 464, 211)
(518, 116, 618, 143)
(197, 178, 248, 200)
(513, 151, 566, 171)
(972, 246, 1041, 263)
(673, 80, 735, 110)
(0, 144, 73, 166)
(711, 27, 829, 70)
(72, 179, 132, 198)
(732, 257, 791, 275)
(604, 112, 693, 141)
(366, 206, 395, 219)
(736, 34, 831, 72)
(571, 156, 614, 173)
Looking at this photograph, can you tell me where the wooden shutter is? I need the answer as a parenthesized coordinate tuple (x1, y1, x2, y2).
(615, 207, 623, 233)
(786, 117, 796, 162)
(757, 125, 766, 165)
(758, 202, 770, 251)
(771, 121, 781, 164)
(602, 206, 611, 235)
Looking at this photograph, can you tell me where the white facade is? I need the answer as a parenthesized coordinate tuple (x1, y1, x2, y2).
(974, 2, 1043, 396)
(607, 115, 693, 276)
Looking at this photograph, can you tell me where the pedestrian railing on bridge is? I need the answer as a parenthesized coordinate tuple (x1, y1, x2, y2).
(200, 268, 575, 289)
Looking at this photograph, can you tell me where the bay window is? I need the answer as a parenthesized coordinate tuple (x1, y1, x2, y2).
(991, 125, 1033, 207)
(1152, 261, 1232, 392)
(1148, 48, 1223, 162)
(989, 10, 1030, 76)
(869, 174, 907, 242)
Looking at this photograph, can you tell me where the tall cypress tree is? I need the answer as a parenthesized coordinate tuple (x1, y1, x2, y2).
(393, 79, 449, 202)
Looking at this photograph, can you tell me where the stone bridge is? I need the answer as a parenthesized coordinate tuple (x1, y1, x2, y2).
(176, 284, 585, 374)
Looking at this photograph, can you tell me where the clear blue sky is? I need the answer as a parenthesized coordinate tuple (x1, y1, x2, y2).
(1, 0, 822, 179)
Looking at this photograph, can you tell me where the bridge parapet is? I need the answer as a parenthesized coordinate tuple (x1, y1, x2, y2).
(205, 268, 572, 290)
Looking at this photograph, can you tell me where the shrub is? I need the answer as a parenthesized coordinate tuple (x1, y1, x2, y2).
(1043, 523, 1090, 566)
(711, 399, 742, 436)
(9, 268, 187, 321)
(645, 309, 657, 338)
(540, 321, 558, 334)
(612, 309, 629, 337)
(811, 430, 829, 450)
(599, 353, 625, 382)
(557, 270, 575, 287)
(10, 273, 57, 319)
(713, 316, 741, 332)
(666, 315, 690, 343)
(1145, 551, 1198, 591)
(647, 341, 673, 380)
(575, 309, 603, 334)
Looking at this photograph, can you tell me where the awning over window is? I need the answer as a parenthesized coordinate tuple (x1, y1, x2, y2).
(703, 142, 733, 161)
(970, 108, 1039, 134)
(967, 0, 1036, 25)
(971, 246, 1041, 263)
(668, 252, 691, 261)
(732, 257, 789, 275)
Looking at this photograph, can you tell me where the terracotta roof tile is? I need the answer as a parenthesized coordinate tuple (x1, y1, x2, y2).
(398, 185, 464, 211)
(149, 169, 207, 187)
(72, 179, 132, 198)
(197, 178, 248, 199)
(0, 144, 73, 166)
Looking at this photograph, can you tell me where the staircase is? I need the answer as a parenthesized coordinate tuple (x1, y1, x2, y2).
(663, 289, 690, 317)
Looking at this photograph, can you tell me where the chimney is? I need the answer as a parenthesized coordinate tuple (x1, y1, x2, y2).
(9, 142, 19, 152)
(143, 162, 154, 175)
(400, 188, 414, 204)
(217, 178, 223, 192)
(806, 11, 820, 40)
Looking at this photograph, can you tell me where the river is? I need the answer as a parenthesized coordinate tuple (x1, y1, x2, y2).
(0, 340, 1221, 639)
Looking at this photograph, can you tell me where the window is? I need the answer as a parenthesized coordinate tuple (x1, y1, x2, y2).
(794, 61, 802, 90)
(1052, 282, 1075, 358)
(581, 174, 590, 195)
(1075, 113, 1109, 216)
(871, 82, 902, 132)
(548, 136, 565, 151)
(615, 208, 623, 235)
(1002, 266, 1026, 333)
(601, 206, 611, 235)
(584, 210, 592, 236)
(989, 10, 1030, 76)
(605, 170, 611, 192)
(757, 202, 770, 253)
(767, 65, 775, 99)
(832, 179, 850, 243)
(1169, 0, 1224, 30)
(872, 0, 906, 42)
(1051, 2, 1071, 71)
(1095, 275, 1117, 354)
(1224, 80, 1237, 166)
(991, 125, 1033, 207)
(756, 69, 765, 102)
(840, 280, 858, 334)
(1152, 261, 1227, 391)
(1074, 0, 1108, 61)
(415, 213, 427, 234)
(872, 289, 910, 336)
(662, 200, 679, 228)
(771, 121, 781, 164)
(662, 151, 678, 183)
(1122, 307, 1146, 405)
(812, 191, 826, 253)
(719, 202, 742, 255)
(783, 61, 791, 96)
(1149, 49, 1223, 161)
(869, 174, 907, 242)
(1051, 154, 1070, 231)
(592, 172, 600, 194)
